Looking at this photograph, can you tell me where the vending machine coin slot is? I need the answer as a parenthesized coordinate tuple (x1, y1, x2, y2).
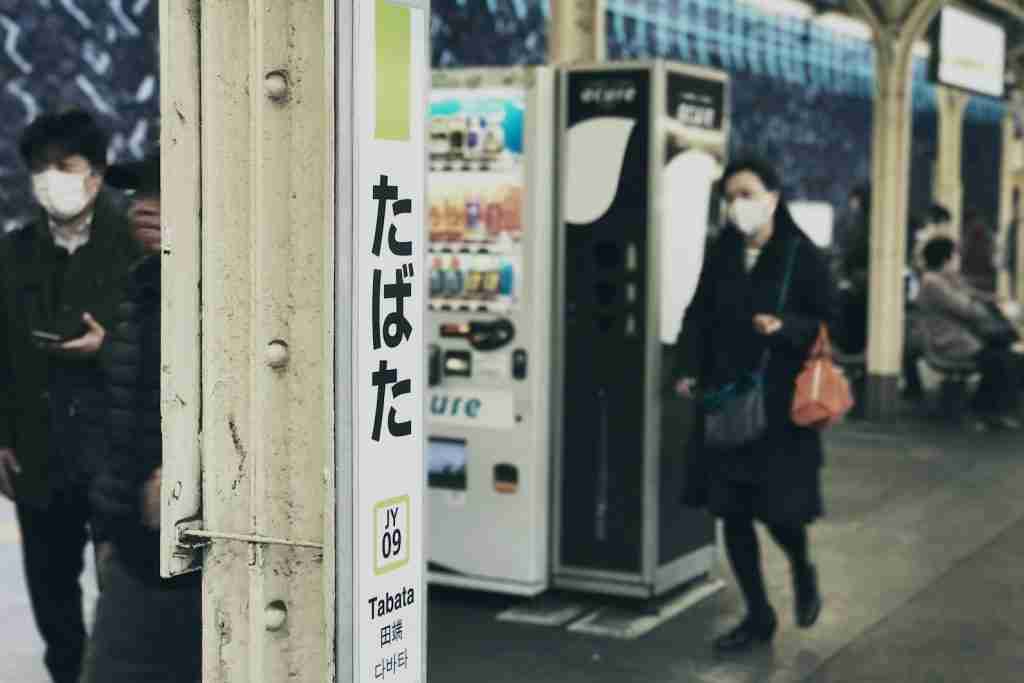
(512, 349, 528, 380)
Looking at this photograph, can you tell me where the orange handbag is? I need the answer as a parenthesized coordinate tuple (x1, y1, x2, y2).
(792, 325, 854, 429)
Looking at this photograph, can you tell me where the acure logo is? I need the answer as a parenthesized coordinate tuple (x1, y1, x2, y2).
(580, 82, 638, 106)
(430, 395, 482, 419)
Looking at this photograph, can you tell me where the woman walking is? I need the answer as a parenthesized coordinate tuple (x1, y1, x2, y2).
(674, 158, 838, 653)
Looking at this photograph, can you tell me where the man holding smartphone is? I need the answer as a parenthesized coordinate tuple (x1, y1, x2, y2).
(0, 110, 140, 683)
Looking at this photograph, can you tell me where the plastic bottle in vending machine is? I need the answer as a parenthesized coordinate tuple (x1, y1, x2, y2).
(445, 255, 465, 299)
(503, 186, 523, 239)
(444, 192, 466, 242)
(465, 191, 484, 242)
(448, 116, 467, 161)
(485, 188, 504, 241)
(429, 256, 444, 297)
(429, 195, 444, 242)
(466, 116, 482, 160)
(483, 112, 505, 158)
(498, 256, 515, 298)
(464, 253, 483, 299)
(481, 254, 501, 301)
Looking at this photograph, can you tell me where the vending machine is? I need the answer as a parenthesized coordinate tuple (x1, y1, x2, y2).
(425, 67, 557, 596)
(554, 61, 730, 598)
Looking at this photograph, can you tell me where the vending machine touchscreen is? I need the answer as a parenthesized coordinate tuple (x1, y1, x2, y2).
(426, 68, 556, 596)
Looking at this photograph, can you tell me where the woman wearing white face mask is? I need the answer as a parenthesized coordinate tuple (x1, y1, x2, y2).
(672, 159, 840, 654)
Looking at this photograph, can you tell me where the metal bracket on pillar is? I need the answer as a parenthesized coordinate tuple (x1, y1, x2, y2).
(179, 527, 324, 550)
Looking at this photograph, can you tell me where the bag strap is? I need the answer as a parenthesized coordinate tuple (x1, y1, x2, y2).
(776, 239, 799, 315)
(756, 240, 800, 372)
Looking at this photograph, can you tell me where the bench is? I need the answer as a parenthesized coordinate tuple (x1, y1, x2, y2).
(921, 347, 979, 421)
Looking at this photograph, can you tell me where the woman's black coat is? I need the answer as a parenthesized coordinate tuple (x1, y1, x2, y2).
(674, 212, 839, 522)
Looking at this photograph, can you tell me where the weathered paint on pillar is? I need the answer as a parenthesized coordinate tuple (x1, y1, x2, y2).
(549, 0, 606, 63)
(933, 85, 969, 236)
(853, 0, 944, 420)
(161, 1, 334, 681)
(864, 35, 914, 419)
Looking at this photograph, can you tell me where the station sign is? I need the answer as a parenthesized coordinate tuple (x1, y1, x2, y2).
(344, 1, 428, 681)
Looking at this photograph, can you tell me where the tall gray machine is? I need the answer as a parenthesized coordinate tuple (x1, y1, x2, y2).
(554, 61, 731, 598)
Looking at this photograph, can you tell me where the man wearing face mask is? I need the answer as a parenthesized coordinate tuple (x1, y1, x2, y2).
(0, 109, 140, 683)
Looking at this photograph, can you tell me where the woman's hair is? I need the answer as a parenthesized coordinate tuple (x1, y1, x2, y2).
(721, 157, 782, 192)
(720, 157, 803, 237)
(923, 237, 957, 271)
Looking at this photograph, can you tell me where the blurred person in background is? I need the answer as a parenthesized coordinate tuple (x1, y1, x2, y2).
(0, 110, 139, 683)
(83, 151, 202, 683)
(912, 204, 955, 271)
(917, 237, 1020, 431)
(674, 158, 838, 654)
(960, 209, 996, 294)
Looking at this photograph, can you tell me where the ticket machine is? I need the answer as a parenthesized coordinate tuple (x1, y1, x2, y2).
(425, 67, 557, 596)
(554, 61, 730, 598)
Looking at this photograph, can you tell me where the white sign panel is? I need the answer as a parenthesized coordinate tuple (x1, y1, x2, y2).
(351, 1, 427, 681)
(789, 201, 834, 249)
(936, 5, 1005, 99)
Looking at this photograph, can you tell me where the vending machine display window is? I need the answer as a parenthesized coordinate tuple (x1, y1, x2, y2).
(428, 437, 468, 491)
(428, 89, 527, 314)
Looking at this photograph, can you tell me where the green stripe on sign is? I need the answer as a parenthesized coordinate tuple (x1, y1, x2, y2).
(375, 0, 411, 141)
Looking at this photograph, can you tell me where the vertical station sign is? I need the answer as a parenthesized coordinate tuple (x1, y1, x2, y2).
(348, 1, 427, 681)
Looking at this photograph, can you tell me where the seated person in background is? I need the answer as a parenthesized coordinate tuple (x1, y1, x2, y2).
(916, 237, 1021, 430)
(912, 204, 955, 272)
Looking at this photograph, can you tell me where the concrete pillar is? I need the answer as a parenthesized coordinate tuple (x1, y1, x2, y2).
(997, 111, 1016, 299)
(852, 0, 944, 420)
(864, 33, 915, 419)
(933, 85, 969, 237)
(549, 0, 606, 63)
(161, 1, 334, 681)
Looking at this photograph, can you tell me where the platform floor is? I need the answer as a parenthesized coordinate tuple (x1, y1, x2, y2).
(1, 408, 1022, 682)
(427, 413, 1024, 683)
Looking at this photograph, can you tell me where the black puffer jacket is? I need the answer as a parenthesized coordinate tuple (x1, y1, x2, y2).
(91, 255, 187, 584)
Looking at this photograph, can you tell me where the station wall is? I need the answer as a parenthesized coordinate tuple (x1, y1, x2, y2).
(0, 0, 1005, 237)
(605, 0, 1006, 236)
(0, 0, 159, 230)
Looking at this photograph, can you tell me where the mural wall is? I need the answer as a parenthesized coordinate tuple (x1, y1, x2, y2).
(0, 0, 159, 231)
(0, 0, 1006, 234)
(605, 0, 1006, 229)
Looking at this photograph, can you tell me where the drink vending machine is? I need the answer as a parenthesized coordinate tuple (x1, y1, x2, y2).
(554, 61, 730, 598)
(425, 67, 557, 596)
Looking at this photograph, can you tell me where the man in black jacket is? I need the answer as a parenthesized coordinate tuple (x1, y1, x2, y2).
(82, 151, 202, 683)
(0, 110, 140, 683)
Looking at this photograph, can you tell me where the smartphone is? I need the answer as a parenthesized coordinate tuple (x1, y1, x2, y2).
(30, 330, 66, 344)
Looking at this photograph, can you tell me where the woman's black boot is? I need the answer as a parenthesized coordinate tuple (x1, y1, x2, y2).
(713, 606, 777, 654)
(794, 563, 822, 628)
